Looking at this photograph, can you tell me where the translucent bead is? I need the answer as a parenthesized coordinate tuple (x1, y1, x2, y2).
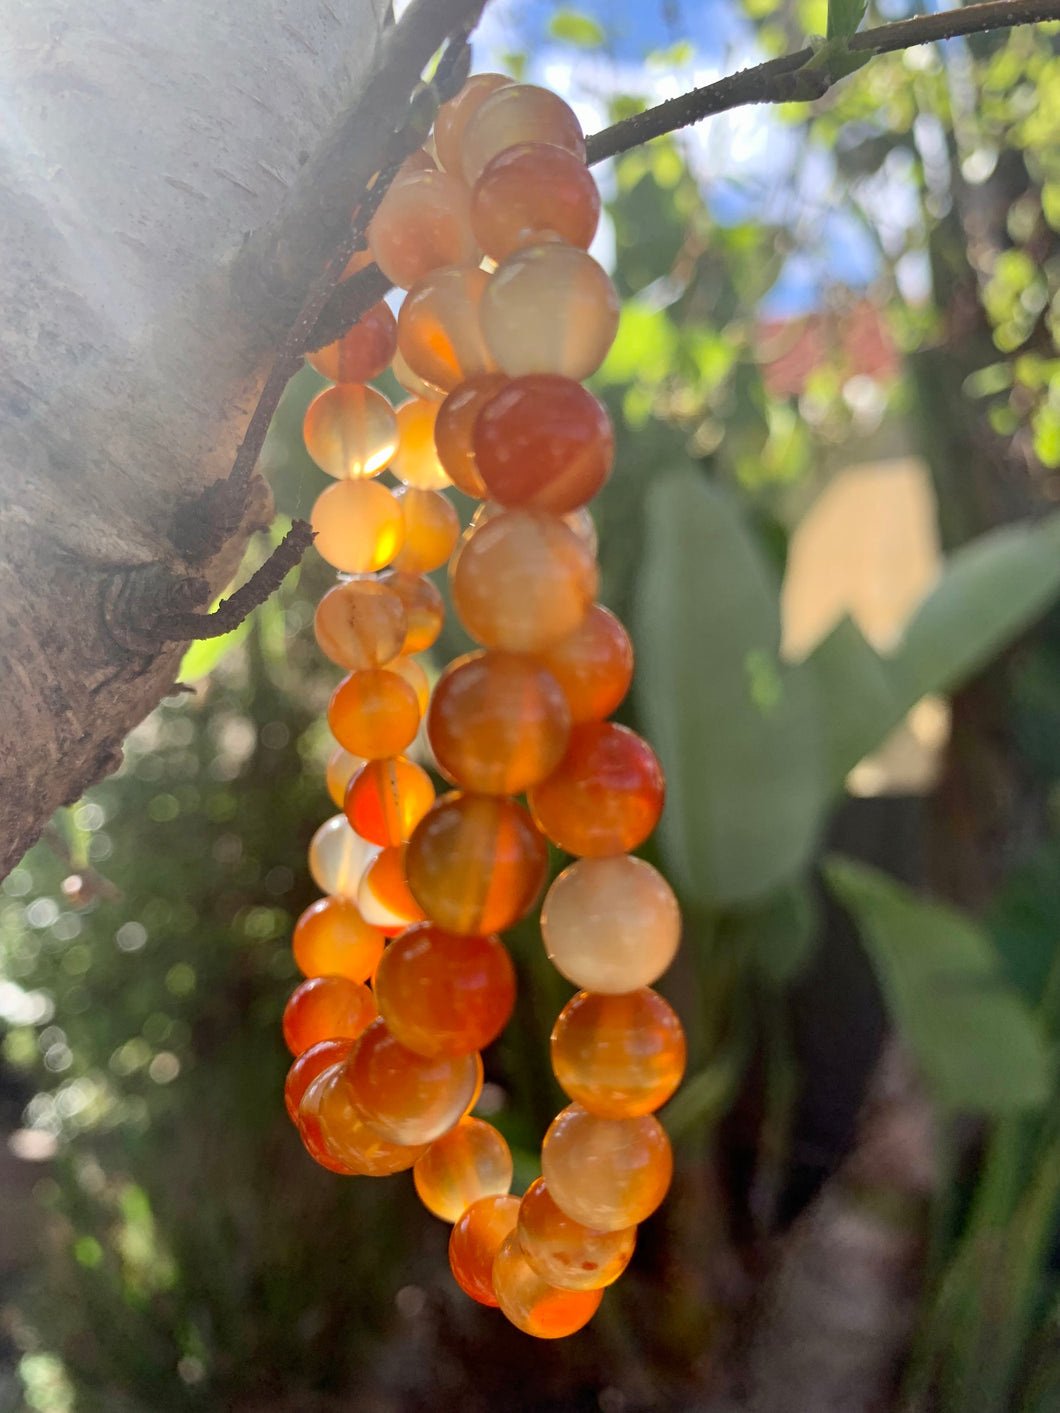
(367, 169, 479, 290)
(292, 896, 385, 981)
(314, 579, 408, 672)
(527, 723, 665, 857)
(327, 668, 421, 759)
(386, 654, 431, 713)
(471, 143, 600, 261)
(343, 756, 435, 847)
(308, 814, 380, 899)
(305, 302, 398, 384)
(492, 1232, 603, 1337)
(460, 84, 585, 186)
(551, 989, 686, 1118)
(391, 346, 446, 403)
(389, 400, 451, 491)
(392, 487, 460, 572)
(397, 265, 495, 394)
(481, 244, 619, 380)
(534, 605, 633, 723)
(427, 651, 571, 795)
(465, 1053, 485, 1118)
(302, 384, 399, 479)
(309, 1064, 428, 1175)
(374, 923, 516, 1056)
(434, 73, 513, 175)
(450, 508, 597, 653)
(284, 1037, 354, 1121)
(434, 373, 509, 499)
(394, 147, 437, 182)
(406, 793, 548, 935)
(450, 1198, 519, 1308)
(326, 745, 365, 808)
(346, 1017, 480, 1145)
(282, 975, 377, 1056)
(379, 572, 445, 653)
(358, 844, 427, 935)
(541, 856, 680, 992)
(413, 1117, 514, 1221)
(297, 1066, 363, 1173)
(541, 1104, 673, 1231)
(517, 1178, 635, 1290)
(463, 500, 596, 557)
(474, 374, 613, 513)
(310, 480, 405, 573)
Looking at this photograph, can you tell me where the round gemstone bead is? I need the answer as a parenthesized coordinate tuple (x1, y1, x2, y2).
(427, 651, 571, 795)
(282, 975, 377, 1056)
(346, 1017, 480, 1145)
(406, 793, 548, 936)
(374, 923, 516, 1057)
(541, 1104, 673, 1231)
(449, 1194, 520, 1306)
(492, 1232, 603, 1337)
(358, 844, 428, 935)
(327, 668, 421, 760)
(527, 722, 665, 856)
(343, 756, 435, 847)
(308, 815, 380, 899)
(541, 856, 681, 992)
(326, 745, 365, 808)
(517, 1178, 635, 1291)
(434, 373, 509, 499)
(314, 579, 408, 672)
(308, 1064, 428, 1174)
(292, 896, 385, 982)
(397, 265, 495, 393)
(390, 400, 451, 491)
(284, 1037, 355, 1122)
(368, 168, 479, 289)
(310, 480, 405, 573)
(392, 487, 460, 572)
(471, 143, 600, 261)
(534, 605, 633, 723)
(434, 73, 513, 175)
(297, 1066, 363, 1173)
(386, 654, 431, 714)
(413, 1117, 513, 1221)
(302, 383, 399, 479)
(305, 302, 398, 384)
(379, 572, 445, 653)
(550, 989, 686, 1118)
(391, 346, 446, 403)
(460, 84, 585, 186)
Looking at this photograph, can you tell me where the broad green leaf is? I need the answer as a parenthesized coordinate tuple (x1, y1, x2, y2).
(178, 617, 252, 683)
(548, 10, 604, 47)
(825, 857, 1050, 1114)
(719, 881, 821, 984)
(804, 616, 904, 788)
(634, 471, 825, 908)
(826, 0, 866, 40)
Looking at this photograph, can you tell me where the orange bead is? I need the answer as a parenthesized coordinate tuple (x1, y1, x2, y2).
(463, 500, 597, 557)
(492, 1232, 603, 1337)
(465, 1053, 485, 1117)
(308, 1064, 428, 1174)
(434, 73, 513, 175)
(406, 793, 548, 936)
(367, 168, 479, 290)
(386, 654, 431, 713)
(391, 346, 446, 403)
(427, 651, 571, 795)
(284, 1038, 355, 1122)
(305, 302, 398, 384)
(528, 723, 665, 857)
(517, 1178, 635, 1290)
(326, 745, 365, 808)
(343, 756, 436, 847)
(327, 668, 421, 759)
(449, 1194, 520, 1306)
(310, 480, 405, 573)
(302, 383, 398, 479)
(460, 84, 585, 186)
(390, 400, 451, 491)
(541, 1104, 673, 1231)
(358, 844, 428, 935)
(297, 1065, 363, 1173)
(282, 975, 377, 1056)
(413, 1117, 514, 1221)
(397, 265, 495, 394)
(314, 579, 408, 671)
(534, 605, 633, 723)
(308, 815, 380, 899)
(346, 1017, 480, 1145)
(481, 244, 619, 380)
(550, 989, 686, 1118)
(379, 572, 445, 653)
(292, 896, 385, 982)
(473, 374, 613, 513)
(434, 373, 509, 499)
(471, 143, 600, 261)
(392, 487, 460, 572)
(374, 923, 516, 1057)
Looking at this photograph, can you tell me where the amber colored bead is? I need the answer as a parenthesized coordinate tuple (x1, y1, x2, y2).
(282, 975, 377, 1057)
(542, 1104, 673, 1231)
(451, 508, 597, 653)
(528, 723, 665, 857)
(390, 401, 451, 491)
(391, 487, 459, 574)
(471, 143, 600, 262)
(392, 347, 446, 403)
(327, 668, 421, 760)
(517, 1178, 635, 1291)
(460, 84, 585, 186)
(367, 168, 479, 290)
(434, 73, 513, 175)
(449, 1194, 521, 1306)
(309, 1064, 428, 1175)
(428, 651, 571, 795)
(308, 814, 380, 899)
(395, 147, 437, 181)
(374, 923, 516, 1057)
(284, 1038, 355, 1122)
(341, 247, 374, 281)
(297, 1066, 363, 1173)
(492, 1232, 603, 1337)
(534, 605, 633, 724)
(474, 375, 613, 514)
(463, 501, 597, 558)
(465, 1053, 485, 1117)
(310, 480, 405, 573)
(326, 745, 365, 808)
(386, 654, 431, 714)
(358, 845, 428, 935)
(413, 1117, 514, 1221)
(379, 572, 445, 654)
(303, 383, 399, 479)
(541, 856, 681, 992)
(481, 244, 619, 380)
(434, 373, 509, 499)
(397, 265, 495, 394)
(406, 793, 548, 936)
(305, 302, 398, 384)
(292, 896, 385, 982)
(314, 579, 408, 672)
(346, 1017, 480, 1145)
(550, 989, 686, 1118)
(344, 756, 435, 847)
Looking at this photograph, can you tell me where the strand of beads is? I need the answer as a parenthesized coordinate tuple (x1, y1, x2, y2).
(281, 74, 686, 1339)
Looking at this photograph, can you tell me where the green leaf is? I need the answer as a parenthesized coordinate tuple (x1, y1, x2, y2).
(634, 471, 825, 908)
(826, 0, 866, 40)
(720, 881, 821, 984)
(548, 10, 605, 47)
(825, 857, 1050, 1114)
(805, 616, 904, 788)
(178, 617, 253, 683)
